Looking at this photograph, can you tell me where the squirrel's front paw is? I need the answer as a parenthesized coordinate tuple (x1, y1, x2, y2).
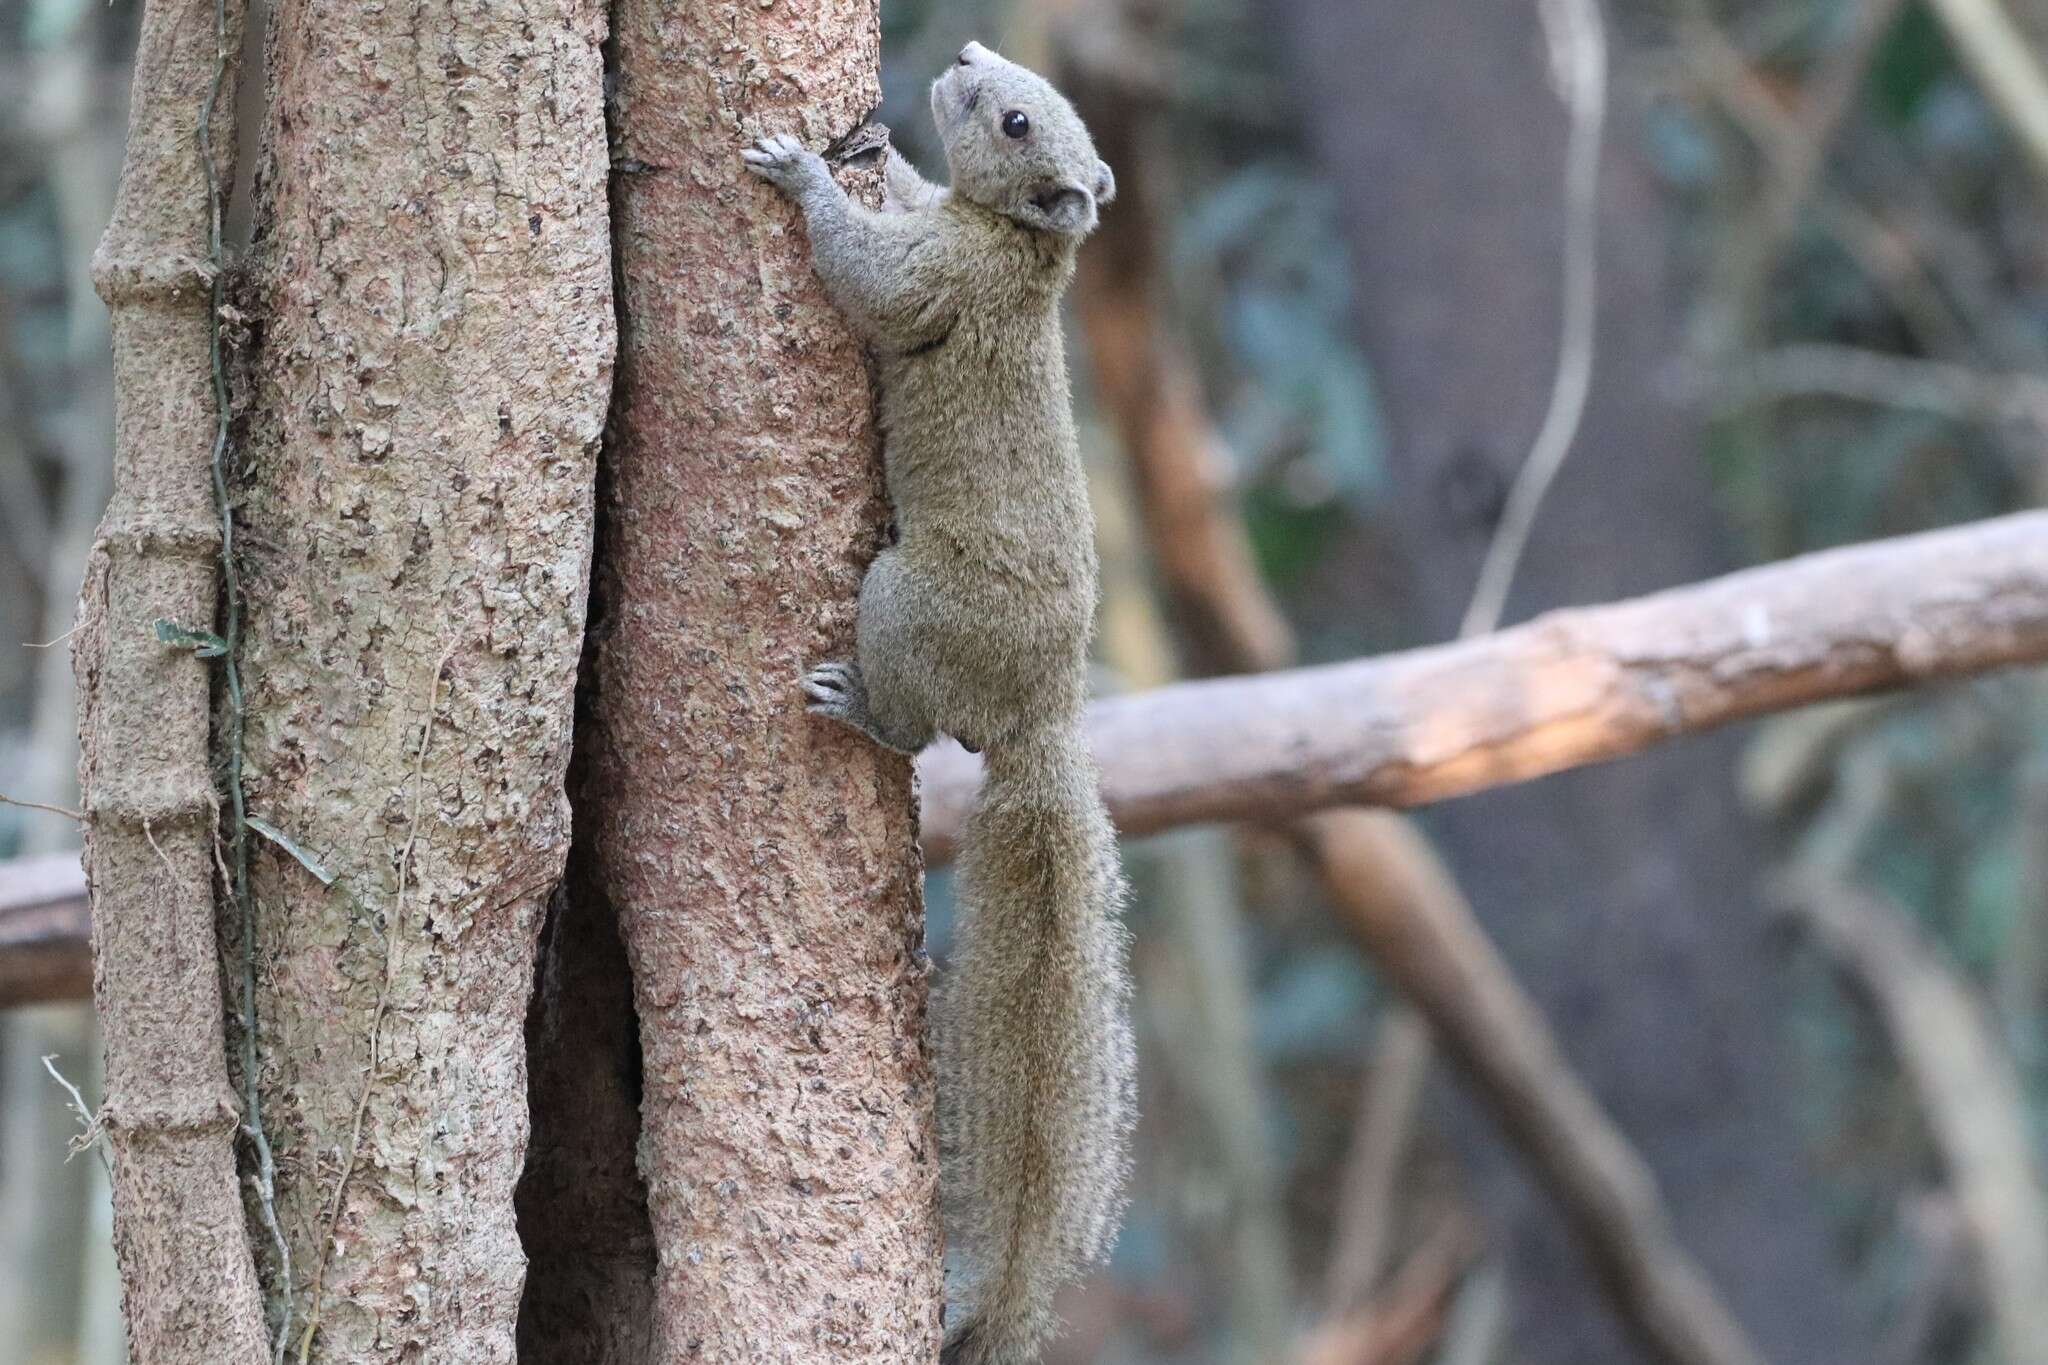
(742, 133, 824, 195)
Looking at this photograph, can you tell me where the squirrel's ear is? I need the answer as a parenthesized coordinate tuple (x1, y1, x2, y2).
(1093, 159, 1116, 206)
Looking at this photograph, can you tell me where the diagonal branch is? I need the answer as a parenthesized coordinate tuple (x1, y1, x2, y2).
(1779, 876, 2048, 1360)
(1925, 0, 2048, 182)
(13, 513, 2048, 1006)
(1308, 809, 1764, 1365)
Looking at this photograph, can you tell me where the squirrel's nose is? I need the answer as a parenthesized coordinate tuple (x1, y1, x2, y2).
(957, 41, 988, 66)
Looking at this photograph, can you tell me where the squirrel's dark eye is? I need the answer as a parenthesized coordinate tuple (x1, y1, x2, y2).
(1001, 110, 1030, 139)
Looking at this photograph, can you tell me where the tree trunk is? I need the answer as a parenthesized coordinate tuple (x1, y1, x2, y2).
(231, 0, 613, 1355)
(520, 1, 942, 1361)
(1271, 2, 1878, 1360)
(75, 0, 272, 1353)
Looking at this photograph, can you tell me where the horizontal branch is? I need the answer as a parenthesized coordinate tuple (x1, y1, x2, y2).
(1714, 343, 2048, 431)
(9, 512, 2048, 1005)
(920, 510, 2048, 860)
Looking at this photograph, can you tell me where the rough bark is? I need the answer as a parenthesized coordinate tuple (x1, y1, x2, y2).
(1271, 2, 1877, 1357)
(917, 511, 2048, 857)
(76, 0, 271, 1352)
(529, 1, 942, 1360)
(232, 0, 613, 1356)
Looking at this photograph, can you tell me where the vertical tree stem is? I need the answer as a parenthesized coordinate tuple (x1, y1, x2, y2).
(587, 0, 942, 1356)
(233, 0, 614, 1357)
(78, 0, 270, 1354)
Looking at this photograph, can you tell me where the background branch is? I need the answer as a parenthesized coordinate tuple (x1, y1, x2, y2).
(1778, 876, 2048, 1360)
(1306, 810, 1763, 1365)
(1711, 343, 2048, 431)
(0, 854, 89, 1008)
(1925, 0, 2048, 181)
(1068, 9, 1763, 1354)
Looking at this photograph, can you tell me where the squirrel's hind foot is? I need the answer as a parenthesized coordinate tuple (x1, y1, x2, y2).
(801, 659, 859, 710)
(801, 658, 932, 753)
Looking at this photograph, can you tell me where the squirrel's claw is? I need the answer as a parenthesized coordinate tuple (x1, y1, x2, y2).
(742, 133, 816, 190)
(801, 661, 854, 697)
(801, 660, 859, 720)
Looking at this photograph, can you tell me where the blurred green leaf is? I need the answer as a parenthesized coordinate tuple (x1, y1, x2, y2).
(1870, 2, 1953, 125)
(1242, 484, 1344, 588)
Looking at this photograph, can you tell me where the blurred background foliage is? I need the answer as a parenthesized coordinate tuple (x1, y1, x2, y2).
(6, 0, 2048, 1360)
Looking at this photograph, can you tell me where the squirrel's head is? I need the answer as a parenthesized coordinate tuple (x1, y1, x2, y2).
(931, 42, 1116, 238)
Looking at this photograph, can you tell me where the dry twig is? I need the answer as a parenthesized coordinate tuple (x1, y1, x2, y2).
(0, 793, 84, 821)
(41, 1054, 110, 1175)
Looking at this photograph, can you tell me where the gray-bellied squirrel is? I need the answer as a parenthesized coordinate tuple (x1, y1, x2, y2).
(743, 40, 1135, 1365)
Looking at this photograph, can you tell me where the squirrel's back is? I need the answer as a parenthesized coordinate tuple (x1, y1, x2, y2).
(877, 202, 1087, 538)
(878, 201, 1098, 718)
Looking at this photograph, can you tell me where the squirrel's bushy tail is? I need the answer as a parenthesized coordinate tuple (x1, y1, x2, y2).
(938, 724, 1135, 1365)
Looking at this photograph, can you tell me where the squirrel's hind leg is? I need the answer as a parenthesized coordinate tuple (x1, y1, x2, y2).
(801, 550, 941, 752)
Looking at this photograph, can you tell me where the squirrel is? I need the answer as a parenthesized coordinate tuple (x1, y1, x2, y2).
(743, 40, 1135, 1365)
